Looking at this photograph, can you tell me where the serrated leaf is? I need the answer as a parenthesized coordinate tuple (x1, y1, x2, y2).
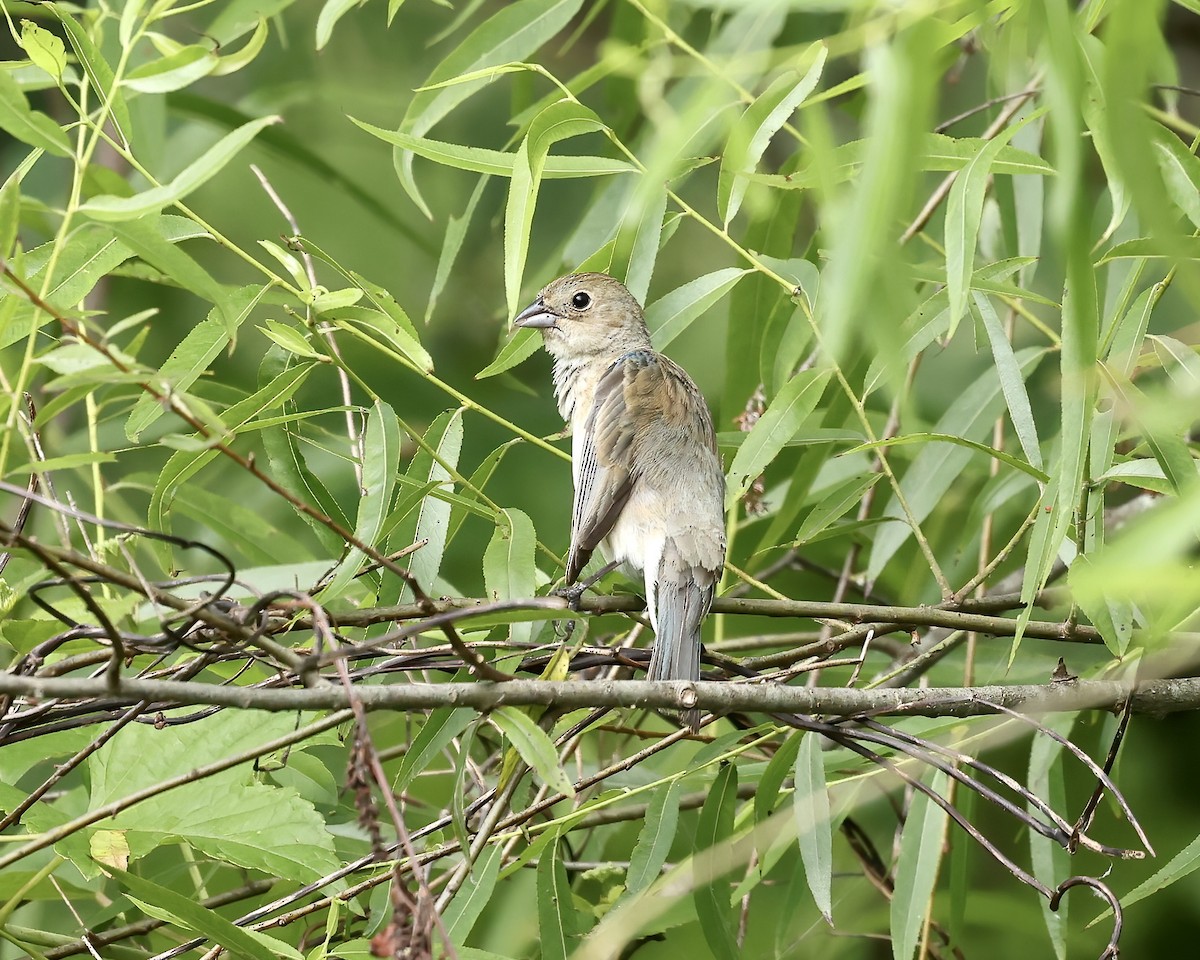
(476, 327, 542, 379)
(0, 69, 71, 156)
(726, 368, 832, 508)
(79, 115, 279, 220)
(645, 267, 750, 350)
(316, 0, 362, 49)
(21, 20, 67, 82)
(625, 779, 683, 897)
(794, 732, 833, 922)
(126, 285, 268, 441)
(51, 6, 132, 146)
(328, 306, 434, 372)
(492, 707, 574, 797)
(124, 44, 218, 93)
(793, 472, 882, 545)
(719, 44, 826, 225)
(395, 707, 474, 795)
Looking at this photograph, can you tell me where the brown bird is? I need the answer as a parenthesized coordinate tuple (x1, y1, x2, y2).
(515, 273, 726, 729)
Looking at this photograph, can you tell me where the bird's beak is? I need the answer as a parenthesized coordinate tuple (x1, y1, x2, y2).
(513, 298, 561, 330)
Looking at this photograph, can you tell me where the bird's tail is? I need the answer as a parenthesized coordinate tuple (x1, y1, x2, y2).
(648, 540, 714, 731)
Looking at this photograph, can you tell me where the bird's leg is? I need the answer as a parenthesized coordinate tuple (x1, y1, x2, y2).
(554, 560, 621, 610)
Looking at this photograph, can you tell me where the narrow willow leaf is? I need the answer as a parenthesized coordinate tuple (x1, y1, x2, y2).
(123, 44, 218, 93)
(483, 509, 538, 644)
(694, 763, 739, 960)
(618, 186, 668, 305)
(1029, 716, 1074, 960)
(1151, 125, 1200, 229)
(793, 472, 882, 545)
(719, 44, 827, 225)
(492, 707, 574, 797)
(259, 319, 323, 360)
(445, 844, 503, 946)
(1098, 235, 1200, 261)
(848, 432, 1049, 483)
(98, 215, 235, 333)
(973, 291, 1044, 471)
(429, 176, 488, 322)
(868, 348, 1046, 584)
(395, 0, 586, 216)
(51, 6, 133, 145)
(327, 307, 433, 372)
(537, 831, 577, 960)
(211, 17, 269, 76)
(626, 779, 683, 897)
(476, 327, 542, 379)
(0, 70, 71, 156)
(645, 267, 751, 349)
(505, 99, 605, 316)
(794, 732, 833, 923)
(754, 731, 803, 823)
(1115, 831, 1200, 912)
(320, 400, 401, 601)
(127, 285, 268, 441)
(726, 368, 832, 509)
(79, 115, 280, 220)
(944, 113, 1039, 339)
(1068, 557, 1133, 655)
(352, 119, 634, 178)
(1150, 334, 1200, 390)
(399, 409, 464, 602)
(106, 868, 295, 960)
(891, 770, 950, 960)
(315, 0, 360, 49)
(1020, 274, 1098, 625)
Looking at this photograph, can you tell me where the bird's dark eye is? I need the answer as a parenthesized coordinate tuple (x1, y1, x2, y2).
(572, 291, 592, 309)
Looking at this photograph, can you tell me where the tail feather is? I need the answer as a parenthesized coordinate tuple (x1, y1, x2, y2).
(647, 540, 715, 731)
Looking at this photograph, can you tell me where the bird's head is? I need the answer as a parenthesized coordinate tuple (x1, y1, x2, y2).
(513, 273, 651, 360)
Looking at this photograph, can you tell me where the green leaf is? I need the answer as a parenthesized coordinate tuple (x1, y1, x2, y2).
(891, 769, 950, 960)
(391, 409, 464, 602)
(974, 291, 1044, 471)
(321, 400, 402, 601)
(316, 0, 362, 49)
(259, 319, 324, 360)
(352, 118, 634, 178)
(944, 112, 1040, 339)
(504, 99, 605, 316)
(125, 285, 268, 441)
(1098, 235, 1200, 261)
(625, 779, 683, 897)
(694, 763, 739, 960)
(793, 472, 882, 545)
(328, 306, 434, 373)
(445, 844, 504, 946)
(538, 831, 579, 960)
(719, 44, 827, 225)
(483, 508, 538, 644)
(868, 348, 1047, 584)
(0, 69, 71, 156)
(429, 175, 489, 322)
(106, 867, 300, 960)
(1116, 831, 1200, 912)
(726, 368, 832, 509)
(96, 215, 235, 333)
(754, 731, 803, 823)
(848, 432, 1049, 483)
(394, 707, 474, 795)
(51, 6, 133, 146)
(492, 707, 574, 797)
(476, 327, 542, 379)
(124, 44, 218, 93)
(645, 267, 751, 349)
(79, 115, 280, 220)
(794, 732, 833, 923)
(1028, 715, 1073, 960)
(1151, 124, 1200, 229)
(395, 0, 586, 216)
(21, 20, 67, 83)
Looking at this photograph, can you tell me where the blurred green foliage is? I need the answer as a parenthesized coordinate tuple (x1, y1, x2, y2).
(1, 0, 1199, 957)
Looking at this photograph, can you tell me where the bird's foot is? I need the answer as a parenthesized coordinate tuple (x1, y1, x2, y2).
(552, 581, 588, 611)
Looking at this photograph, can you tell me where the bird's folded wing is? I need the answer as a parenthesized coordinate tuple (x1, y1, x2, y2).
(566, 351, 660, 583)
